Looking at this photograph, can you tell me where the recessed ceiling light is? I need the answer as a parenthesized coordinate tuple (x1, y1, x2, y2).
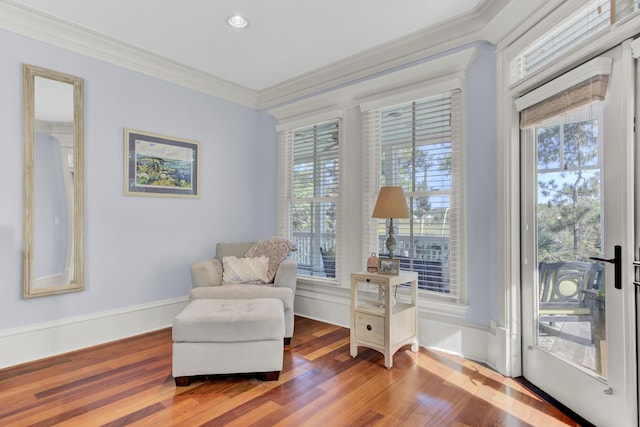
(227, 15, 249, 29)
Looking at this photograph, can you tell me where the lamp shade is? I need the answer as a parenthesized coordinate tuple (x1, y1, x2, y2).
(372, 186, 410, 219)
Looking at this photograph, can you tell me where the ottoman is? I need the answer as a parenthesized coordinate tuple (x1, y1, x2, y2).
(172, 298, 285, 386)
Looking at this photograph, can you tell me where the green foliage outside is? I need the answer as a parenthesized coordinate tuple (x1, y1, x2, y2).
(536, 120, 601, 263)
(379, 142, 452, 240)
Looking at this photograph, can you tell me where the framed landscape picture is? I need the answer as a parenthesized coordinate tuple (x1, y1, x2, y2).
(124, 129, 200, 198)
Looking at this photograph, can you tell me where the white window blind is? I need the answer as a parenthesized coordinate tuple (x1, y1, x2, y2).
(362, 91, 462, 296)
(510, 0, 618, 83)
(279, 119, 341, 280)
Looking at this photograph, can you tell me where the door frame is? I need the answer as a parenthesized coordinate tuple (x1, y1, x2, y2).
(496, 31, 639, 427)
(519, 43, 636, 425)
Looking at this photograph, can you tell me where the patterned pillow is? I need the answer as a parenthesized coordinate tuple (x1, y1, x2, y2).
(222, 256, 270, 284)
(245, 237, 297, 283)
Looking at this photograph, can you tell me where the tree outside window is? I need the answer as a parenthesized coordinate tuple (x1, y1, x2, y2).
(536, 119, 601, 263)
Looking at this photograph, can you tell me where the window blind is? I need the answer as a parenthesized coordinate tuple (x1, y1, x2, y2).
(279, 119, 341, 280)
(511, 0, 614, 83)
(520, 74, 609, 128)
(362, 91, 461, 296)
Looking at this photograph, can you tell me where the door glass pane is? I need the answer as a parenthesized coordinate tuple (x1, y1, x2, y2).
(535, 104, 606, 378)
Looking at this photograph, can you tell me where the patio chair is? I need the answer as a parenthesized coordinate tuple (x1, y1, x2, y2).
(538, 260, 605, 372)
(538, 261, 603, 324)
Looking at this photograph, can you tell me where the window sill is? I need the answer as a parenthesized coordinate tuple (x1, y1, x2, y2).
(298, 275, 469, 320)
(395, 289, 469, 319)
(296, 275, 339, 287)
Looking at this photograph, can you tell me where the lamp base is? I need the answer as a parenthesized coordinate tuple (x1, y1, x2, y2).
(385, 218, 397, 259)
(377, 285, 397, 308)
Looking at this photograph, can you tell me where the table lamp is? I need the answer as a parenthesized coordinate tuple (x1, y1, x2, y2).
(372, 186, 410, 258)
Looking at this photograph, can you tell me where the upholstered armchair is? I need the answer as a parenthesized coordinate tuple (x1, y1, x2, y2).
(189, 239, 297, 342)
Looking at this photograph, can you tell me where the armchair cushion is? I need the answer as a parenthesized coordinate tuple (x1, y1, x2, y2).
(191, 258, 223, 287)
(215, 242, 256, 262)
(190, 240, 299, 339)
(245, 237, 297, 283)
(222, 256, 270, 284)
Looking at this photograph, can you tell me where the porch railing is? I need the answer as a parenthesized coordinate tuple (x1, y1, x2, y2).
(291, 232, 449, 291)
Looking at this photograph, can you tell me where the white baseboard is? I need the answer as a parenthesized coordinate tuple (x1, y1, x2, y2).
(294, 282, 491, 366)
(419, 314, 489, 364)
(488, 323, 506, 374)
(294, 283, 351, 328)
(2, 287, 498, 372)
(0, 297, 189, 369)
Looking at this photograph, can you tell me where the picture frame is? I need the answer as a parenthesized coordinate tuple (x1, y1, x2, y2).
(124, 129, 200, 198)
(378, 258, 400, 275)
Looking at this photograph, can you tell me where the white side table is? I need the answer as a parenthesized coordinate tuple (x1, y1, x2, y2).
(350, 270, 418, 368)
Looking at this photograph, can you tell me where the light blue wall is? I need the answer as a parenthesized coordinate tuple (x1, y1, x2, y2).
(253, 112, 279, 234)
(0, 28, 498, 333)
(463, 41, 498, 326)
(0, 29, 277, 330)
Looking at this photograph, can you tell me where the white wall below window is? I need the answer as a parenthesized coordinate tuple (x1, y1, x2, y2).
(294, 284, 491, 367)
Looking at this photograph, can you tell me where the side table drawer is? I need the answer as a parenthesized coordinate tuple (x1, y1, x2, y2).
(355, 312, 384, 346)
(352, 274, 387, 286)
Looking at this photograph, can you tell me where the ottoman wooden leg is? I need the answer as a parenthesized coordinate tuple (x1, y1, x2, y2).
(284, 337, 291, 346)
(174, 376, 190, 386)
(260, 371, 280, 381)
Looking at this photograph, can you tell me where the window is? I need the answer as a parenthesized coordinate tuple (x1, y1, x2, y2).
(517, 63, 609, 264)
(278, 119, 341, 280)
(362, 90, 462, 297)
(510, 0, 637, 84)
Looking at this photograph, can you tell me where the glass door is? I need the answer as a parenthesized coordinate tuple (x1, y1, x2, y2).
(534, 102, 605, 376)
(521, 44, 637, 426)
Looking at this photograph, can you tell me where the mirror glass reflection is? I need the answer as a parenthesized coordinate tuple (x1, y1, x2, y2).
(23, 64, 84, 298)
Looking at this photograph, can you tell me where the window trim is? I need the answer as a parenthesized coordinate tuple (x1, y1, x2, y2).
(509, 0, 613, 84)
(360, 85, 467, 305)
(505, 0, 640, 101)
(496, 1, 640, 377)
(515, 57, 612, 113)
(270, 46, 475, 311)
(278, 115, 343, 285)
(276, 110, 343, 133)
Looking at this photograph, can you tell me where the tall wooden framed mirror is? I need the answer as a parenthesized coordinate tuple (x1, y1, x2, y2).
(23, 64, 84, 298)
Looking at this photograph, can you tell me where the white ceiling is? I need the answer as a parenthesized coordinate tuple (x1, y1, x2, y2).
(12, 0, 485, 92)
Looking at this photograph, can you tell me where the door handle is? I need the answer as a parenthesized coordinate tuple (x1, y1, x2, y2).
(590, 245, 621, 290)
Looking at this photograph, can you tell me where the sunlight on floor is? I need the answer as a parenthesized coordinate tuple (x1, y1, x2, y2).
(416, 350, 574, 426)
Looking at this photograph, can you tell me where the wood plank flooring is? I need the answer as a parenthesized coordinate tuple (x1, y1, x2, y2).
(0, 316, 580, 426)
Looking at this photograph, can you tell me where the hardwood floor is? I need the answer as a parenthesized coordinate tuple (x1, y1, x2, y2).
(0, 316, 580, 426)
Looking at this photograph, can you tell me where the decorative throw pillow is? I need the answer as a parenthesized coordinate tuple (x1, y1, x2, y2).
(222, 256, 270, 284)
(245, 237, 297, 283)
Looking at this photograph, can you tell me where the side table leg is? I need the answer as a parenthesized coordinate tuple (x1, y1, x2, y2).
(384, 353, 393, 369)
(350, 330, 357, 357)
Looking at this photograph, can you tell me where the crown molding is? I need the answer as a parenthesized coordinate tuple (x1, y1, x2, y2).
(483, 0, 556, 49)
(0, 1, 259, 108)
(1, 0, 516, 111)
(269, 47, 477, 125)
(256, 0, 509, 109)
